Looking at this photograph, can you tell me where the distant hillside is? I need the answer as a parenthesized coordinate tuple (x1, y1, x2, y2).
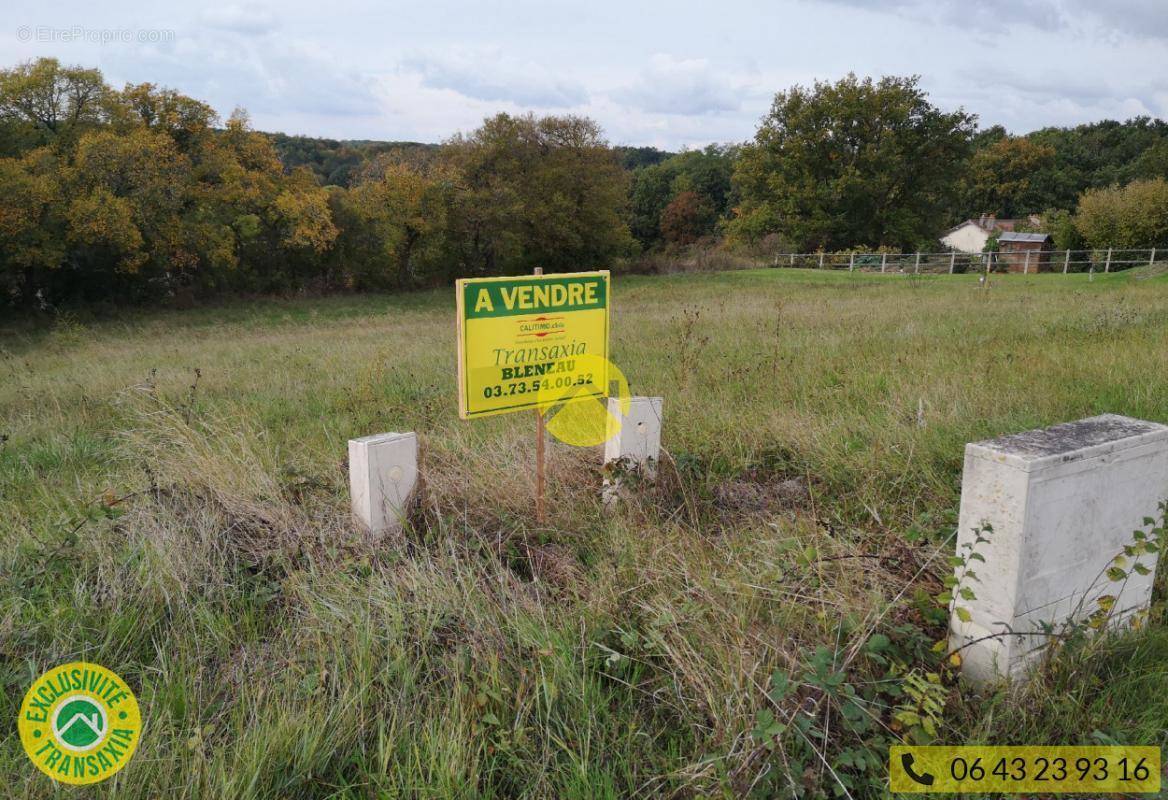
(266, 133, 438, 187)
(614, 145, 674, 170)
(266, 133, 675, 187)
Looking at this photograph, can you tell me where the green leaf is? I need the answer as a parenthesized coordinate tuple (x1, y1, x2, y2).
(955, 607, 972, 623)
(866, 633, 891, 653)
(770, 670, 792, 700)
(894, 710, 921, 726)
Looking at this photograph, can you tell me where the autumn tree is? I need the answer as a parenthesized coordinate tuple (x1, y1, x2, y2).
(440, 113, 634, 275)
(1075, 178, 1168, 249)
(0, 148, 64, 301)
(628, 145, 736, 249)
(0, 58, 107, 147)
(107, 83, 217, 152)
(660, 191, 716, 245)
(960, 136, 1057, 218)
(335, 156, 451, 288)
(729, 74, 974, 251)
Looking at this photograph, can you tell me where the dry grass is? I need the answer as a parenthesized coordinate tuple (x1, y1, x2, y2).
(2, 267, 1167, 797)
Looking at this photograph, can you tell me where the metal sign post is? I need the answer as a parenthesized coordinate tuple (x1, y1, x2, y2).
(533, 267, 546, 525)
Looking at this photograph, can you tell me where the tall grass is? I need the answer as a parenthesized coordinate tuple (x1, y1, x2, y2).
(2, 267, 1167, 797)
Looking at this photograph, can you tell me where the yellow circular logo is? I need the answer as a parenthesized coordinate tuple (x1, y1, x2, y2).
(536, 354, 631, 447)
(18, 662, 142, 785)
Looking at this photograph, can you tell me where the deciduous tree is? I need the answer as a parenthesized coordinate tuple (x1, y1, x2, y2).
(961, 136, 1056, 218)
(0, 58, 106, 144)
(1075, 178, 1168, 249)
(729, 74, 974, 251)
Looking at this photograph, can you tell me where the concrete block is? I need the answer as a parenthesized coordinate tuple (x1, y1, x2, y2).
(348, 432, 418, 535)
(950, 414, 1168, 685)
(604, 396, 663, 476)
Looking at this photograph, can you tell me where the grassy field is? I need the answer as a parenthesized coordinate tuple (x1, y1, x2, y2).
(3, 267, 1168, 798)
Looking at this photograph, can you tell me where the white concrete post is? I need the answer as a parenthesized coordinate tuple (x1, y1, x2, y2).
(818, 251, 824, 269)
(914, 252, 921, 274)
(789, 253, 795, 267)
(349, 432, 418, 535)
(604, 396, 663, 475)
(849, 252, 855, 272)
(880, 253, 886, 273)
(950, 415, 1168, 685)
(1105, 247, 1112, 272)
(949, 251, 956, 274)
(1063, 249, 1071, 274)
(1023, 251, 1030, 274)
(1150, 247, 1156, 265)
(602, 397, 664, 507)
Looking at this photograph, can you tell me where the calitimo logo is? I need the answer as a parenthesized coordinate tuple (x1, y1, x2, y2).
(18, 662, 141, 785)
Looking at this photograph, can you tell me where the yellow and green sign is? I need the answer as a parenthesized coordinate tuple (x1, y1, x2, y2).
(18, 662, 142, 785)
(456, 271, 610, 419)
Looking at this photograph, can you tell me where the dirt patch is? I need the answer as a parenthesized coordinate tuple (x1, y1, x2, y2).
(712, 476, 809, 516)
(521, 542, 583, 589)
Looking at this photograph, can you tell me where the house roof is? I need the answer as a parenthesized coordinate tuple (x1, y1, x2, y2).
(998, 232, 1052, 243)
(944, 218, 1015, 236)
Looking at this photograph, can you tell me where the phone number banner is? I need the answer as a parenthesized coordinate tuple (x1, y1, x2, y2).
(456, 271, 610, 419)
(889, 745, 1160, 794)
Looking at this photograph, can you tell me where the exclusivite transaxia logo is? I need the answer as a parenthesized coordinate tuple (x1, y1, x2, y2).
(18, 661, 141, 785)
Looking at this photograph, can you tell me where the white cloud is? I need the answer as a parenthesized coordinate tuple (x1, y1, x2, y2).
(102, 32, 381, 121)
(819, 0, 1168, 40)
(615, 54, 740, 116)
(199, 4, 278, 36)
(1, 0, 1164, 147)
(399, 49, 587, 108)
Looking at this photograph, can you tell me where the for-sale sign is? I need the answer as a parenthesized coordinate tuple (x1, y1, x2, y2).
(456, 271, 610, 419)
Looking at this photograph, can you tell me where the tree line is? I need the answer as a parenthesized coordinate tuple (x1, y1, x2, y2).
(2, 60, 1166, 310)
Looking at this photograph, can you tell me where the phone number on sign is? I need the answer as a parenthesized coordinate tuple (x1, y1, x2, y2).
(481, 372, 595, 399)
(949, 754, 1152, 782)
(889, 745, 1161, 794)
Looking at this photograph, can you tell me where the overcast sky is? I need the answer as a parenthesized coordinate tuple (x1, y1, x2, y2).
(2, 1, 1165, 149)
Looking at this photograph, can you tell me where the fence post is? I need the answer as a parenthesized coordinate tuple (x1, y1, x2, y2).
(772, 252, 778, 267)
(1105, 247, 1112, 273)
(914, 252, 921, 274)
(1023, 251, 1030, 274)
(818, 251, 824, 269)
(849, 252, 855, 272)
(949, 251, 955, 274)
(1063, 249, 1070, 274)
(789, 253, 794, 267)
(1150, 247, 1157, 265)
(880, 253, 886, 273)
